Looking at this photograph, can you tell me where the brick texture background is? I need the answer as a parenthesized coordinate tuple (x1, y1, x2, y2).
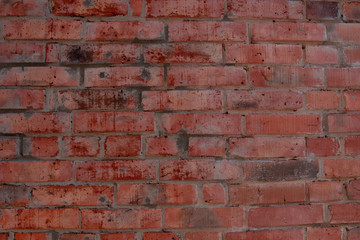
(0, 0, 360, 239)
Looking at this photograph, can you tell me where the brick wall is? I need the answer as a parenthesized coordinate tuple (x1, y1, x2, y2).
(0, 0, 360, 239)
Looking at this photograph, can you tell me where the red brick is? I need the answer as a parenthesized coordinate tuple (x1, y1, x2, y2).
(324, 159, 360, 179)
(329, 203, 360, 224)
(0, 234, 7, 240)
(0, 161, 72, 182)
(86, 21, 164, 41)
(169, 21, 246, 42)
(309, 181, 343, 202)
(348, 180, 360, 200)
(55, 89, 137, 111)
(203, 184, 225, 204)
(160, 113, 242, 135)
(73, 112, 154, 133)
(345, 91, 360, 111)
(81, 209, 161, 229)
(249, 66, 324, 87)
(33, 185, 113, 206)
(0, 43, 44, 63)
(46, 43, 60, 63)
(85, 67, 164, 87)
(343, 2, 360, 21)
(185, 232, 220, 240)
(146, 0, 224, 17)
(307, 137, 340, 157)
(0, 67, 79, 87)
(168, 66, 246, 87)
(4, 20, 82, 40)
(347, 228, 360, 240)
(227, 90, 302, 111)
(227, 0, 303, 19)
(226, 44, 302, 64)
(229, 137, 305, 158)
(130, 0, 142, 16)
(61, 136, 100, 157)
(328, 114, 360, 133)
(105, 136, 141, 157)
(0, 112, 70, 134)
(344, 46, 360, 64)
(0, 89, 44, 109)
(76, 160, 156, 182)
(164, 207, 243, 228)
(60, 44, 141, 64)
(0, 185, 30, 206)
(101, 233, 136, 240)
(160, 160, 239, 181)
(306, 91, 340, 110)
(117, 184, 196, 205)
(23, 137, 59, 157)
(249, 205, 323, 227)
(0, 0, 46, 16)
(252, 22, 326, 42)
(345, 136, 360, 155)
(189, 137, 225, 157)
(0, 209, 78, 229)
(52, 0, 128, 16)
(59, 234, 95, 240)
(146, 136, 181, 156)
(327, 68, 360, 87)
(0, 137, 19, 159)
(229, 182, 306, 205)
(226, 229, 304, 240)
(307, 227, 341, 240)
(142, 90, 222, 111)
(14, 233, 49, 240)
(329, 24, 360, 42)
(144, 233, 179, 240)
(144, 43, 222, 63)
(306, 46, 339, 64)
(246, 114, 322, 135)
(244, 160, 319, 181)
(306, 1, 338, 20)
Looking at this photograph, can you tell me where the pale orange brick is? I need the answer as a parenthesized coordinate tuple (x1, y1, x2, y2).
(307, 137, 340, 157)
(189, 137, 225, 157)
(309, 181, 343, 202)
(202, 184, 225, 204)
(307, 227, 342, 240)
(306, 91, 340, 110)
(306, 46, 339, 64)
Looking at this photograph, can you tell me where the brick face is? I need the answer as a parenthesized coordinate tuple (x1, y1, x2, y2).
(0, 0, 357, 238)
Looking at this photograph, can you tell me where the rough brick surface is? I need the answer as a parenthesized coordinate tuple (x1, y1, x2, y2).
(0, 0, 357, 238)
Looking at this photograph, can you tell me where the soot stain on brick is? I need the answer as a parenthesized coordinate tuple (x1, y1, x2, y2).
(176, 130, 189, 155)
(98, 71, 109, 79)
(83, 0, 94, 7)
(180, 208, 219, 228)
(0, 185, 29, 205)
(233, 101, 258, 109)
(66, 46, 93, 63)
(141, 68, 152, 80)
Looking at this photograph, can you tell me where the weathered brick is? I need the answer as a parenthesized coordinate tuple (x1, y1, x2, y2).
(101, 233, 136, 240)
(143, 233, 179, 240)
(227, 90, 302, 111)
(243, 160, 319, 181)
(85, 67, 164, 87)
(324, 159, 360, 178)
(81, 209, 161, 229)
(0, 209, 79, 229)
(23, 137, 59, 157)
(307, 227, 341, 240)
(14, 233, 49, 240)
(73, 112, 154, 133)
(202, 184, 225, 204)
(167, 66, 246, 87)
(306, 90, 340, 110)
(0, 0, 46, 16)
(160, 160, 239, 181)
(229, 182, 306, 205)
(252, 22, 326, 42)
(32, 185, 113, 206)
(345, 136, 360, 155)
(52, 0, 128, 16)
(226, 229, 304, 240)
(227, 0, 303, 19)
(169, 22, 246, 42)
(343, 2, 360, 21)
(0, 161, 72, 182)
(329, 24, 360, 42)
(160, 113, 242, 135)
(0, 185, 30, 206)
(248, 205, 323, 227)
(249, 66, 324, 87)
(307, 137, 340, 157)
(105, 136, 141, 157)
(347, 228, 360, 240)
(76, 160, 156, 182)
(229, 137, 305, 158)
(0, 234, 7, 240)
(189, 137, 225, 157)
(0, 43, 44, 63)
(46, 43, 60, 63)
(0, 89, 44, 109)
(329, 203, 360, 224)
(59, 234, 95, 240)
(306, 46, 339, 64)
(164, 207, 243, 228)
(146, 0, 224, 18)
(144, 43, 222, 63)
(4, 20, 82, 40)
(130, 0, 142, 16)
(61, 136, 100, 157)
(306, 1, 338, 20)
(185, 232, 220, 240)
(117, 184, 197, 205)
(328, 114, 360, 133)
(327, 68, 360, 87)
(86, 21, 164, 41)
(226, 44, 302, 64)
(142, 90, 222, 111)
(0, 67, 79, 87)
(146, 136, 182, 156)
(309, 181, 343, 202)
(0, 137, 19, 159)
(344, 46, 360, 65)
(246, 114, 322, 135)
(348, 180, 360, 200)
